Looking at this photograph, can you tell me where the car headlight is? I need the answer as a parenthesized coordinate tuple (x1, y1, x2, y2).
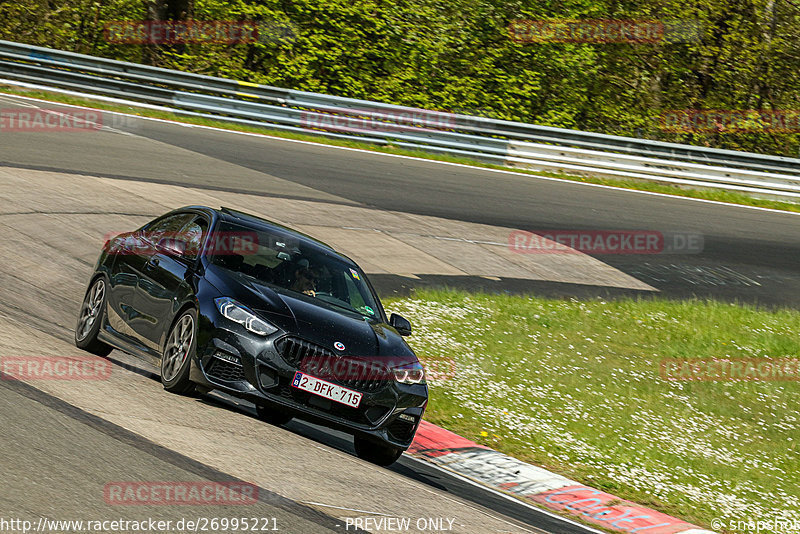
(392, 362, 426, 385)
(215, 297, 278, 336)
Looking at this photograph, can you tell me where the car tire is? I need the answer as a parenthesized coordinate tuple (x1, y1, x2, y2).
(353, 435, 403, 466)
(256, 403, 293, 426)
(74, 277, 113, 357)
(161, 308, 197, 395)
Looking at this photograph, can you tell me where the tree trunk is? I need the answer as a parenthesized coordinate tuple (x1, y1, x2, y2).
(142, 0, 193, 65)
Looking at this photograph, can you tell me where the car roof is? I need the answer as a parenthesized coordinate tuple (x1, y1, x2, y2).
(208, 206, 357, 264)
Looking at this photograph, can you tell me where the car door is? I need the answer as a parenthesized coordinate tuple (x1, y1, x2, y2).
(133, 214, 208, 352)
(105, 229, 152, 342)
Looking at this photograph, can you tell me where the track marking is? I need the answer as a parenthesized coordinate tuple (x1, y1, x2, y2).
(401, 455, 606, 534)
(300, 502, 394, 517)
(0, 94, 38, 107)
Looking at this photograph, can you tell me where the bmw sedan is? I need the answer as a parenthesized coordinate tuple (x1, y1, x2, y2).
(75, 206, 427, 465)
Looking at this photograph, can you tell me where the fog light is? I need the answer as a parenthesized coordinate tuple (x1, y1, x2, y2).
(398, 413, 415, 423)
(258, 368, 278, 389)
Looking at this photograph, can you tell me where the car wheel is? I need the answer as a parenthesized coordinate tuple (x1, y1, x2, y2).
(161, 309, 197, 395)
(74, 278, 113, 357)
(256, 403, 293, 426)
(353, 435, 403, 466)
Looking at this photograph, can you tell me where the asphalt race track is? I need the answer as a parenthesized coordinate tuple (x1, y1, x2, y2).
(0, 92, 798, 533)
(1, 93, 798, 307)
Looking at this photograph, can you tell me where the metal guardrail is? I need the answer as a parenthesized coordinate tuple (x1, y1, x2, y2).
(0, 39, 799, 200)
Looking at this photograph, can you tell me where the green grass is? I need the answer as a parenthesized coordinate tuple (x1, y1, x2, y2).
(1, 84, 799, 214)
(385, 289, 800, 532)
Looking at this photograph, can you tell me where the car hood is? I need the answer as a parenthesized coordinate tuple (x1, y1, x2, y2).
(205, 264, 416, 362)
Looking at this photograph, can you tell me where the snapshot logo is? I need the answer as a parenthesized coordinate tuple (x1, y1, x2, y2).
(0, 108, 102, 132)
(660, 358, 800, 382)
(0, 356, 111, 381)
(103, 481, 259, 505)
(301, 108, 456, 135)
(104, 231, 260, 256)
(508, 230, 703, 255)
(711, 517, 800, 533)
(104, 20, 259, 45)
(508, 19, 702, 44)
(659, 109, 800, 134)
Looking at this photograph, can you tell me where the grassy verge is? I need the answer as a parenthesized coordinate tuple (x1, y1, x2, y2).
(1, 84, 798, 214)
(385, 289, 800, 532)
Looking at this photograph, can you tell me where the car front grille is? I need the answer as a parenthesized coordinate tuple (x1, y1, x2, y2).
(206, 358, 246, 382)
(277, 336, 333, 367)
(276, 336, 390, 393)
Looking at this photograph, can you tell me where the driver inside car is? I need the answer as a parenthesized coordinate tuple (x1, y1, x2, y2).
(292, 266, 319, 297)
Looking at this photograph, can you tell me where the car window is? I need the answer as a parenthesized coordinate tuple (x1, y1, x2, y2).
(143, 213, 196, 244)
(342, 270, 371, 314)
(179, 217, 208, 259)
(209, 221, 381, 319)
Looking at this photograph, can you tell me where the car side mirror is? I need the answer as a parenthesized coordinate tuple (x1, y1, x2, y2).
(156, 237, 188, 257)
(389, 313, 412, 336)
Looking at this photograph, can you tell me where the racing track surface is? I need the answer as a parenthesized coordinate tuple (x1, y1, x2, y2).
(0, 164, 585, 534)
(1, 93, 798, 307)
(0, 92, 798, 533)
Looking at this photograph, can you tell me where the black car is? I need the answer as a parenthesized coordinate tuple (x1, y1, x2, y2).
(75, 206, 427, 465)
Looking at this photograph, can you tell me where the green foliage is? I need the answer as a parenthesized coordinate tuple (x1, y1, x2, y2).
(2, 0, 799, 155)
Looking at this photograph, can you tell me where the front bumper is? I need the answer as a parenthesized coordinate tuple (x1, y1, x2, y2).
(189, 322, 427, 449)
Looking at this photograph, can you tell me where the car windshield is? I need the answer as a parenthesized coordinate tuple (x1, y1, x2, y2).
(208, 221, 381, 319)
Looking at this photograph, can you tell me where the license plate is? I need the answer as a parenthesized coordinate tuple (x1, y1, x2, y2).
(291, 371, 362, 408)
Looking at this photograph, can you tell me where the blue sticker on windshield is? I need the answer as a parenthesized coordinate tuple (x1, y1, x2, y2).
(349, 268, 360, 280)
(364, 305, 374, 315)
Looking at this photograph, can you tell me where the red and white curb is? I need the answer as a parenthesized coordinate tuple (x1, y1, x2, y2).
(408, 421, 715, 534)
